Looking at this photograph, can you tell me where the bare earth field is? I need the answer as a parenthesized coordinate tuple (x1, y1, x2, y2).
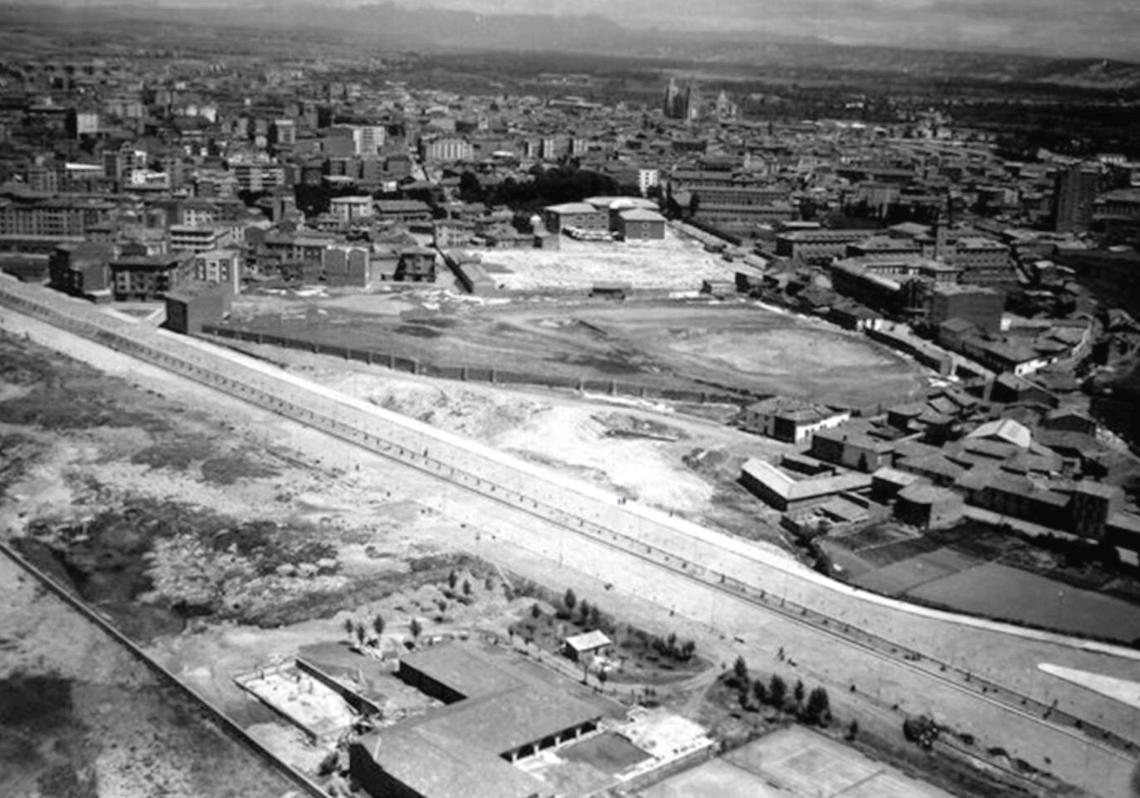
(0, 557, 302, 798)
(0, 324, 758, 782)
(214, 335, 800, 545)
(479, 227, 738, 292)
(225, 295, 931, 409)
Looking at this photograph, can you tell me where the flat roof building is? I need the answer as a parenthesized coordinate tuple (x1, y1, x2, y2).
(740, 458, 871, 512)
(351, 642, 617, 798)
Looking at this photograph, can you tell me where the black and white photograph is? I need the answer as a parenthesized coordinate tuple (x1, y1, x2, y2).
(1, 1, 1139, 797)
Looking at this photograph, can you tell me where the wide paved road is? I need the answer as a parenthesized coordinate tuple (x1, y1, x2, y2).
(2, 277, 1138, 797)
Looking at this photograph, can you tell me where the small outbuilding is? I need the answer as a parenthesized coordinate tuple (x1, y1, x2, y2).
(164, 280, 233, 334)
(562, 630, 611, 663)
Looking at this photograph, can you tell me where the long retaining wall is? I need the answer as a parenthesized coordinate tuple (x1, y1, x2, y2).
(0, 539, 329, 798)
(2, 278, 1138, 770)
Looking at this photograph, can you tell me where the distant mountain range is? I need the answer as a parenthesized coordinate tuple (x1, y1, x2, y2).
(2, 1, 1139, 91)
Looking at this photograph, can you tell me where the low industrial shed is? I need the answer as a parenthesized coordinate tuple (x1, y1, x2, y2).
(616, 208, 666, 240)
(740, 458, 871, 512)
(164, 280, 233, 334)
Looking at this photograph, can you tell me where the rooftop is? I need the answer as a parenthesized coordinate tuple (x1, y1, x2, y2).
(742, 459, 871, 502)
(358, 726, 545, 798)
(564, 630, 611, 651)
(967, 418, 1032, 449)
(545, 202, 599, 215)
(618, 208, 667, 223)
(397, 642, 611, 756)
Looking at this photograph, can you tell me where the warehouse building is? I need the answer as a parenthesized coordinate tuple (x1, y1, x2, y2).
(350, 643, 612, 798)
(543, 202, 608, 235)
(615, 208, 667, 240)
(740, 458, 871, 512)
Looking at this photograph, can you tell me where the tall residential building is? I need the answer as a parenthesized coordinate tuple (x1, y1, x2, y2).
(423, 137, 474, 163)
(1053, 163, 1100, 233)
(102, 146, 146, 183)
(0, 196, 117, 237)
(169, 225, 230, 254)
(637, 168, 660, 197)
(329, 195, 375, 225)
(231, 162, 285, 193)
(272, 118, 296, 147)
(193, 247, 242, 294)
(352, 125, 386, 157)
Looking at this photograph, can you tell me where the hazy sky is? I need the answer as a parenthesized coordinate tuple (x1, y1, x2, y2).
(43, 0, 1140, 58)
(414, 0, 1140, 57)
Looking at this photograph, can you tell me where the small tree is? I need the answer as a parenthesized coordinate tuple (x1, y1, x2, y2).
(768, 674, 787, 708)
(793, 679, 805, 707)
(680, 640, 696, 661)
(846, 719, 859, 741)
(372, 614, 386, 640)
(409, 618, 423, 640)
(462, 578, 472, 597)
(448, 570, 458, 590)
(343, 617, 356, 639)
(804, 686, 831, 726)
(589, 604, 601, 629)
(564, 588, 577, 613)
(530, 602, 542, 619)
(732, 655, 749, 686)
(354, 622, 367, 648)
(578, 599, 590, 624)
(317, 750, 339, 776)
(752, 678, 768, 705)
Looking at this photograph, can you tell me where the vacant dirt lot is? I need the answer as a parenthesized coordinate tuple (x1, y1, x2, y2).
(215, 342, 796, 544)
(227, 296, 930, 408)
(480, 228, 735, 292)
(0, 556, 302, 798)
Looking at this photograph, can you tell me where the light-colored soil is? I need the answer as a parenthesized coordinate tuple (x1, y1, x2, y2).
(1038, 664, 1140, 711)
(668, 328, 902, 375)
(264, 346, 795, 543)
(482, 229, 736, 292)
(0, 557, 301, 798)
(230, 294, 931, 408)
